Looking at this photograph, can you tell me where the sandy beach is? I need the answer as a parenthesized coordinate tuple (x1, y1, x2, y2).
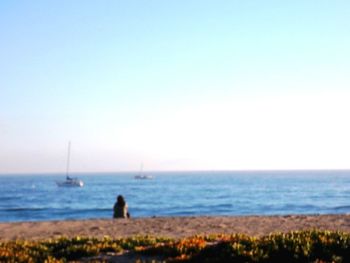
(1, 214, 350, 241)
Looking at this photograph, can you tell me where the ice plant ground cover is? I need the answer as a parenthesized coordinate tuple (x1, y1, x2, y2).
(0, 230, 350, 262)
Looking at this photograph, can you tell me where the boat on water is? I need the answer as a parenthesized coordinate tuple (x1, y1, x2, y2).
(134, 174, 153, 180)
(56, 176, 84, 187)
(134, 164, 153, 180)
(56, 142, 84, 187)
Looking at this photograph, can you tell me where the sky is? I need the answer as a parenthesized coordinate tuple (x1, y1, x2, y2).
(1, 1, 350, 173)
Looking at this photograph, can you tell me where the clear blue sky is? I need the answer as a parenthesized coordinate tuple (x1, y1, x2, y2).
(1, 1, 350, 173)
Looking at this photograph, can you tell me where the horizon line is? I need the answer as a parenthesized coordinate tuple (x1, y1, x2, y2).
(1, 168, 350, 176)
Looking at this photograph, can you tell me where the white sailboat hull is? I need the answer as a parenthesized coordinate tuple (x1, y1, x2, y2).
(56, 142, 84, 187)
(56, 179, 84, 187)
(134, 175, 153, 179)
(134, 163, 153, 179)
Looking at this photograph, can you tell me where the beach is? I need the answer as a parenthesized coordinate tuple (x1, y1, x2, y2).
(1, 214, 350, 241)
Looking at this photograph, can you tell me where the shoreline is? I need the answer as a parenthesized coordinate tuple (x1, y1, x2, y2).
(1, 214, 350, 240)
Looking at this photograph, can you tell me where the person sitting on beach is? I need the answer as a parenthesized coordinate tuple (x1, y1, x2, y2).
(113, 195, 130, 219)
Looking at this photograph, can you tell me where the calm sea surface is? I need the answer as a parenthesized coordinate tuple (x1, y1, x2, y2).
(1, 171, 350, 222)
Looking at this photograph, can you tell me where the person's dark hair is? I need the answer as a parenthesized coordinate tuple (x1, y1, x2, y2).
(117, 195, 126, 207)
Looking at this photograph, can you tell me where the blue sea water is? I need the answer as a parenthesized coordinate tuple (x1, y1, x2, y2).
(1, 171, 350, 222)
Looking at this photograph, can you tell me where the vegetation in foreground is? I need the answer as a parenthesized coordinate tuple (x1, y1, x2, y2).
(0, 230, 350, 262)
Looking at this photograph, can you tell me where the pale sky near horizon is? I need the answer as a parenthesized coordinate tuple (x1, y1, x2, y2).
(1, 1, 350, 173)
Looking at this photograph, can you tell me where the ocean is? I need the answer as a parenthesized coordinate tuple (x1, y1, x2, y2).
(1, 170, 350, 222)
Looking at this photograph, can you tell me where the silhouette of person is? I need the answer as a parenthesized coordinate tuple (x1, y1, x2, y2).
(113, 195, 130, 218)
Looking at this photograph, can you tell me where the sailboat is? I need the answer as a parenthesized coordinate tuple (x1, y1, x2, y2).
(134, 163, 153, 180)
(56, 142, 84, 187)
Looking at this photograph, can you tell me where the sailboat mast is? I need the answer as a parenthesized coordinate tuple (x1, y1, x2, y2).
(140, 163, 143, 175)
(66, 141, 71, 177)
